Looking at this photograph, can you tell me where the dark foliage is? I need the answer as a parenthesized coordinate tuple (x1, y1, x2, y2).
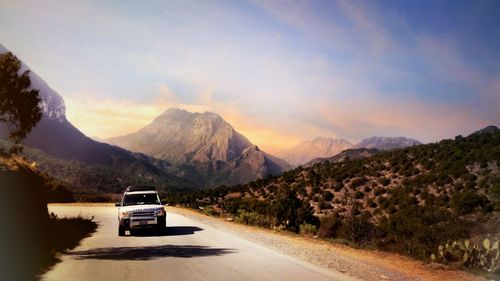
(385, 204, 467, 257)
(0, 52, 42, 153)
(273, 188, 319, 231)
(0, 157, 96, 280)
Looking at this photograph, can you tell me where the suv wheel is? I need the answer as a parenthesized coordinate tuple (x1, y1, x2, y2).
(155, 224, 164, 233)
(118, 226, 125, 236)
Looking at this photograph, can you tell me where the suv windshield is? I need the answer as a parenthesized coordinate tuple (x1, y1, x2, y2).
(123, 194, 160, 206)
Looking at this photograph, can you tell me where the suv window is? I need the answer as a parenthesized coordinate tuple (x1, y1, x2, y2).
(123, 194, 160, 206)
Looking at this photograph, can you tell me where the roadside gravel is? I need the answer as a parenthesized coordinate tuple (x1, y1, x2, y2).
(167, 206, 484, 281)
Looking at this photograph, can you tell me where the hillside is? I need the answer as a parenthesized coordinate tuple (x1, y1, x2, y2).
(106, 108, 292, 186)
(0, 139, 196, 201)
(170, 126, 500, 268)
(303, 148, 380, 168)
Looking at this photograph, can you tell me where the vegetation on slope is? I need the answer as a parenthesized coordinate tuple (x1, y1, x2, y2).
(0, 139, 198, 202)
(166, 127, 500, 272)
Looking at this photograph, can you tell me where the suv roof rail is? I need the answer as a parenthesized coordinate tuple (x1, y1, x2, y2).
(126, 185, 157, 192)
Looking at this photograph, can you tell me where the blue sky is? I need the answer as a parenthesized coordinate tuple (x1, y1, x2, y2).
(0, 0, 499, 152)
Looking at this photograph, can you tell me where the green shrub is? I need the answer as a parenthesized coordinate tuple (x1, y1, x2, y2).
(339, 211, 374, 244)
(299, 223, 318, 236)
(322, 190, 334, 201)
(317, 214, 342, 238)
(354, 191, 364, 199)
(450, 189, 485, 214)
(235, 210, 276, 227)
(387, 204, 467, 257)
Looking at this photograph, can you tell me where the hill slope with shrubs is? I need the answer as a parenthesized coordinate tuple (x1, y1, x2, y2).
(0, 140, 198, 202)
(168, 127, 500, 272)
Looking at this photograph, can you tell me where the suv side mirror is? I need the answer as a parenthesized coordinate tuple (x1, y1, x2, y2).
(115, 202, 121, 207)
(161, 201, 167, 205)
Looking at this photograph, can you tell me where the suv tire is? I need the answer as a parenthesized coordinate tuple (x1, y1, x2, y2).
(118, 226, 125, 236)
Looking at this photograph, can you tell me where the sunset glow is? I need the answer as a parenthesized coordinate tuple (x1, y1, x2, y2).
(1, 0, 498, 153)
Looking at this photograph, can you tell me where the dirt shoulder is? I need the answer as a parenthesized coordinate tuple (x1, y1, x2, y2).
(167, 206, 484, 281)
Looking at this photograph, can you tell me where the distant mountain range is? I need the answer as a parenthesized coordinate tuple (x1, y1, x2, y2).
(277, 137, 353, 166)
(352, 136, 421, 150)
(278, 136, 422, 166)
(105, 108, 291, 186)
(303, 148, 380, 168)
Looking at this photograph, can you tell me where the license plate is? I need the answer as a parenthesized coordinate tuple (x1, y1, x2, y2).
(139, 220, 148, 225)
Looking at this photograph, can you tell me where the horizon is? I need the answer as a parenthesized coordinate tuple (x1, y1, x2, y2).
(96, 105, 497, 150)
(1, 0, 499, 154)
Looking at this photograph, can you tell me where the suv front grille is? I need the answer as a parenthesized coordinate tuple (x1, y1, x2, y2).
(132, 211, 155, 217)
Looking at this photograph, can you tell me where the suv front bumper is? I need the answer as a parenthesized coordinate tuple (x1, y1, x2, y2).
(119, 215, 166, 229)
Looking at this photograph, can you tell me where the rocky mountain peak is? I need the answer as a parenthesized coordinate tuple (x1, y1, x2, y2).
(0, 43, 66, 123)
(277, 137, 354, 166)
(124, 108, 252, 164)
(105, 108, 291, 185)
(311, 137, 352, 148)
(353, 136, 421, 150)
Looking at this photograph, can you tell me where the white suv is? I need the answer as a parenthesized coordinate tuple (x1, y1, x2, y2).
(115, 186, 166, 236)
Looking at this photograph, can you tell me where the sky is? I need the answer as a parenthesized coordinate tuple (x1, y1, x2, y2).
(0, 0, 499, 153)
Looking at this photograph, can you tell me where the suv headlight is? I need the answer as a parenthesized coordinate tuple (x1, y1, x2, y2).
(121, 211, 132, 218)
(155, 209, 165, 216)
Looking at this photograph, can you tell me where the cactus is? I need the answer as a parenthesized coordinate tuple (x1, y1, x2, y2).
(483, 238, 490, 250)
(433, 238, 500, 273)
(457, 241, 466, 251)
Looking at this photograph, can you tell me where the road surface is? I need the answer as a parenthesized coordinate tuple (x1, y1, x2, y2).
(42, 205, 356, 281)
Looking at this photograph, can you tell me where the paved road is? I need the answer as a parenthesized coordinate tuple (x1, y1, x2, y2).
(42, 205, 355, 281)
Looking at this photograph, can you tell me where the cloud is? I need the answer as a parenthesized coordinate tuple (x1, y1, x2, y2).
(312, 94, 494, 143)
(3, 0, 498, 154)
(417, 35, 481, 85)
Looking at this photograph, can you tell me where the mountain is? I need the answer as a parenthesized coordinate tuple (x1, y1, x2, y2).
(353, 136, 421, 150)
(277, 135, 420, 166)
(106, 108, 292, 186)
(469, 125, 499, 136)
(0, 43, 197, 193)
(303, 148, 380, 168)
(277, 137, 353, 166)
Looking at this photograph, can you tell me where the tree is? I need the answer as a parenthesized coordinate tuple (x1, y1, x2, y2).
(0, 52, 41, 154)
(273, 188, 318, 232)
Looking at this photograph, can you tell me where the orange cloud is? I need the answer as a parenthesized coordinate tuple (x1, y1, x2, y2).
(65, 97, 169, 139)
